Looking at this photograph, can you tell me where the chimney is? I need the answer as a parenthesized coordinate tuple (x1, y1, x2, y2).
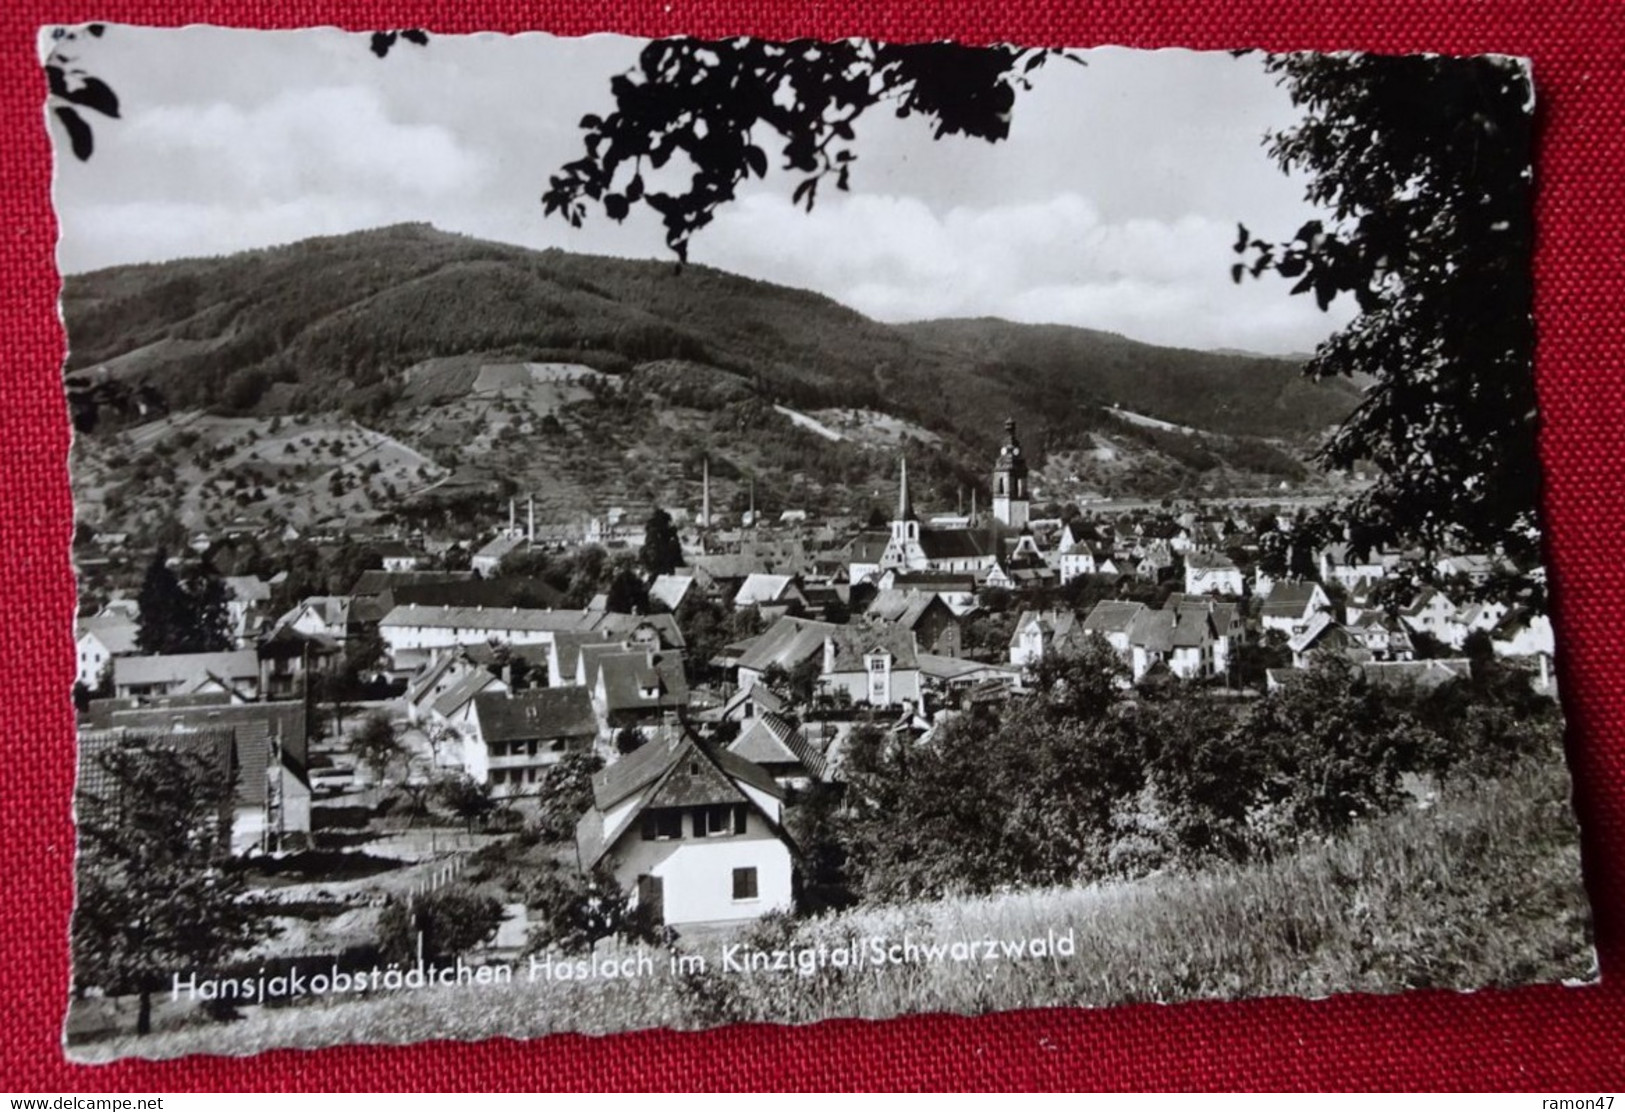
(528, 496, 535, 546)
(823, 635, 837, 676)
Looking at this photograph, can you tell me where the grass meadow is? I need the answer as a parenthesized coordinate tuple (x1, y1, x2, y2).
(69, 752, 1594, 1061)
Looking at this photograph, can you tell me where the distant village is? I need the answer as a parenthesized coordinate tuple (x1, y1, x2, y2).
(71, 418, 1555, 937)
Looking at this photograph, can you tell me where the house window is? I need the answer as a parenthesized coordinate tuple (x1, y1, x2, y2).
(640, 810, 683, 841)
(695, 804, 746, 837)
(732, 867, 758, 901)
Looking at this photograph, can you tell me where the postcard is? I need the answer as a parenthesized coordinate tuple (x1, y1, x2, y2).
(50, 25, 1593, 1061)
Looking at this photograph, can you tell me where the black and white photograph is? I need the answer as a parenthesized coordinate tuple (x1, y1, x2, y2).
(50, 25, 1593, 1061)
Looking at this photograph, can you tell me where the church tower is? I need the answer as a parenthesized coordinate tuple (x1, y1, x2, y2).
(992, 417, 1029, 529)
(880, 457, 924, 570)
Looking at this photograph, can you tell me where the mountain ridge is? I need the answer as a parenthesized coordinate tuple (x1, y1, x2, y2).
(62, 224, 1362, 538)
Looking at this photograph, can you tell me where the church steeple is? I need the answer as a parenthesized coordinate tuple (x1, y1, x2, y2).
(887, 456, 920, 559)
(992, 417, 1029, 529)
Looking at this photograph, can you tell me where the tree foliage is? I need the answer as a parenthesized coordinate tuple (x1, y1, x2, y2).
(135, 548, 234, 655)
(377, 883, 504, 964)
(1242, 54, 1540, 598)
(525, 865, 660, 955)
(352, 711, 406, 786)
(640, 507, 684, 577)
(435, 773, 496, 833)
(72, 740, 272, 1034)
(543, 36, 1071, 260)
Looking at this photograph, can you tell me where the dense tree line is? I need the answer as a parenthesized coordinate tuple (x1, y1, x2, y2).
(824, 639, 1559, 902)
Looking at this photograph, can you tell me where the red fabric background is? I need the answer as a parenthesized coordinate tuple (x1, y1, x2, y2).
(5, 0, 1624, 1091)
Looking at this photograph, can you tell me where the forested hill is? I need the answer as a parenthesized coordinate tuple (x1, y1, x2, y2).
(62, 223, 1356, 450)
(896, 318, 1363, 440)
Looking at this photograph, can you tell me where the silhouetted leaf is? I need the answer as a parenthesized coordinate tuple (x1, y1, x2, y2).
(55, 105, 93, 160)
(400, 29, 429, 46)
(62, 75, 119, 118)
(369, 31, 397, 58)
(86, 24, 104, 36)
(604, 193, 629, 221)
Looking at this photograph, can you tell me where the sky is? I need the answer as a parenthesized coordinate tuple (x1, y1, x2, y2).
(46, 26, 1357, 354)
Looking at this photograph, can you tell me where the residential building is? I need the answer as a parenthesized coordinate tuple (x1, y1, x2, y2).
(75, 612, 140, 689)
(574, 730, 795, 928)
(1184, 551, 1245, 596)
(112, 650, 261, 702)
(1259, 581, 1333, 637)
(465, 687, 598, 796)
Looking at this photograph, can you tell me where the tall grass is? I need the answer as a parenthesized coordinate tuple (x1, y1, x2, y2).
(71, 755, 1591, 1061)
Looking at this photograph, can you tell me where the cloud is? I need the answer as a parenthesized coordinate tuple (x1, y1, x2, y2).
(693, 191, 1352, 353)
(56, 83, 490, 270)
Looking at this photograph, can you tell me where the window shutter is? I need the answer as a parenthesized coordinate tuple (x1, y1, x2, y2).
(692, 809, 704, 838)
(733, 805, 747, 834)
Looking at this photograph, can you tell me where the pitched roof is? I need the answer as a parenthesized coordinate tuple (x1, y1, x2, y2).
(76, 728, 237, 827)
(728, 712, 803, 768)
(578, 731, 785, 868)
(98, 700, 311, 799)
(596, 650, 689, 713)
(387, 578, 566, 612)
(114, 650, 260, 691)
(1185, 551, 1239, 571)
(824, 623, 919, 671)
(686, 554, 762, 581)
(351, 569, 476, 596)
(77, 614, 139, 656)
(727, 714, 830, 782)
(1287, 611, 1339, 655)
(223, 576, 273, 603)
(918, 653, 1020, 683)
(590, 612, 687, 650)
(1127, 609, 1177, 653)
(648, 574, 695, 611)
(380, 604, 599, 633)
(737, 616, 838, 673)
(1163, 594, 1243, 634)
(472, 687, 597, 744)
(733, 573, 797, 607)
(1360, 658, 1472, 691)
(1261, 581, 1328, 620)
(840, 531, 892, 563)
(282, 596, 351, 629)
(917, 527, 997, 561)
(432, 669, 504, 719)
(1081, 601, 1146, 635)
(474, 533, 525, 563)
(1170, 607, 1216, 649)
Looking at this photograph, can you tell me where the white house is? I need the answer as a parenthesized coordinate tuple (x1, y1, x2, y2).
(465, 687, 598, 796)
(75, 613, 140, 689)
(1492, 609, 1555, 658)
(1008, 609, 1089, 669)
(574, 731, 794, 928)
(1183, 551, 1244, 596)
(378, 604, 594, 656)
(112, 650, 261, 701)
(1259, 581, 1333, 637)
(1317, 543, 1393, 590)
(272, 597, 351, 644)
(1399, 588, 1462, 646)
